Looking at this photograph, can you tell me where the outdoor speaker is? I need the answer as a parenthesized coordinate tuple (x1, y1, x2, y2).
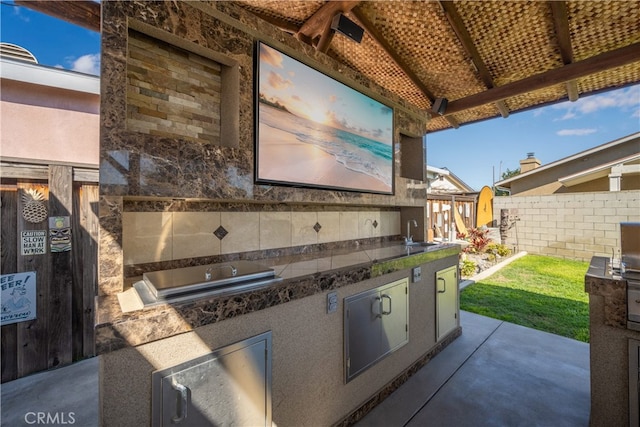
(331, 14, 364, 43)
(432, 97, 448, 115)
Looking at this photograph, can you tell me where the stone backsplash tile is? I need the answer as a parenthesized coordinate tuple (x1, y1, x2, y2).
(292, 211, 319, 246)
(173, 211, 221, 259)
(260, 211, 292, 250)
(339, 212, 360, 241)
(359, 211, 382, 239)
(318, 211, 340, 244)
(124, 209, 403, 267)
(220, 211, 260, 254)
(122, 212, 173, 264)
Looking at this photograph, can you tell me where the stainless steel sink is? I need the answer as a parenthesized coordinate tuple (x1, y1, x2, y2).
(142, 260, 278, 299)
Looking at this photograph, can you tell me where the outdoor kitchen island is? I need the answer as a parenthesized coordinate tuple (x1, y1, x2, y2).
(96, 241, 460, 426)
(585, 255, 640, 426)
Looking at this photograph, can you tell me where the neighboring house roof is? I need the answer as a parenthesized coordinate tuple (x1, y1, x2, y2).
(559, 153, 640, 187)
(427, 165, 476, 194)
(1, 56, 99, 94)
(496, 132, 640, 189)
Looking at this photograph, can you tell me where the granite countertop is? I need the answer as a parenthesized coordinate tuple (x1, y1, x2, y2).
(95, 241, 460, 354)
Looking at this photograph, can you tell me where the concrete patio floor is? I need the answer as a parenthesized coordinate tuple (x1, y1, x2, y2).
(357, 310, 590, 427)
(1, 311, 589, 426)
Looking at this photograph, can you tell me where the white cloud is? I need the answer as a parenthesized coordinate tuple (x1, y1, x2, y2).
(12, 5, 30, 22)
(556, 128, 597, 136)
(558, 111, 576, 121)
(71, 54, 100, 75)
(552, 85, 640, 120)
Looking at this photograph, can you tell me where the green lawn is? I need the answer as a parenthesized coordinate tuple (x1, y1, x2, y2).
(460, 254, 590, 342)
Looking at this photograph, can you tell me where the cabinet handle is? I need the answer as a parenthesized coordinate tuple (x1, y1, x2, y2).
(381, 294, 392, 315)
(437, 277, 446, 294)
(372, 296, 382, 318)
(171, 381, 189, 423)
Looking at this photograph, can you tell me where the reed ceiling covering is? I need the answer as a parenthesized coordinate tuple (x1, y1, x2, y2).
(20, 0, 640, 133)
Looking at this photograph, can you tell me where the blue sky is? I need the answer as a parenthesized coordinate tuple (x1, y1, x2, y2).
(427, 85, 640, 190)
(2, 0, 638, 191)
(1, 1, 101, 74)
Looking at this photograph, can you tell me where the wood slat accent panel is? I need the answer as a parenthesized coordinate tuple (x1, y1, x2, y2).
(16, 183, 50, 377)
(1, 169, 99, 382)
(73, 184, 98, 358)
(1, 187, 18, 382)
(47, 166, 74, 368)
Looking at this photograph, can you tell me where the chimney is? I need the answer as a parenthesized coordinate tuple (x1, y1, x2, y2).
(520, 152, 541, 173)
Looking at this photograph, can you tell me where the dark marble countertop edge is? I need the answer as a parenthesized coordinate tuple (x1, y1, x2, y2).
(97, 242, 460, 325)
(94, 243, 460, 353)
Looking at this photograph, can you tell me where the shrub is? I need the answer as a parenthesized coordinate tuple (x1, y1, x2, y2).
(463, 227, 491, 253)
(460, 259, 477, 277)
(486, 242, 511, 257)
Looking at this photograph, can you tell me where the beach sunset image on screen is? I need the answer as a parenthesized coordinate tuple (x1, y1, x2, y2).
(256, 42, 394, 194)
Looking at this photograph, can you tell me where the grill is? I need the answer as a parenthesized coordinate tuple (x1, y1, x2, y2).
(623, 223, 640, 323)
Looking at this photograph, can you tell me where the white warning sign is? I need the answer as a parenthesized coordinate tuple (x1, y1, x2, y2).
(21, 230, 47, 255)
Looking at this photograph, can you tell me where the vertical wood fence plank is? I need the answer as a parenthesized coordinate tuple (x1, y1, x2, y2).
(1, 186, 18, 382)
(72, 184, 98, 359)
(72, 185, 83, 360)
(82, 185, 99, 357)
(48, 165, 73, 368)
(16, 183, 50, 377)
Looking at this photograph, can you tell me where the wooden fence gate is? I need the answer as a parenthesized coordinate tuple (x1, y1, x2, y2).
(1, 163, 99, 382)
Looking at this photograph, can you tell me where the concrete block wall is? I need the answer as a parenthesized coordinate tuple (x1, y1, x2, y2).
(494, 190, 640, 262)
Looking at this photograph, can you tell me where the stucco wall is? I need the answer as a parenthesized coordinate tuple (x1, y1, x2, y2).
(1, 80, 100, 166)
(494, 190, 640, 261)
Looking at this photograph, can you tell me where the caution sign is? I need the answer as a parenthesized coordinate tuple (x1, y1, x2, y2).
(21, 230, 47, 256)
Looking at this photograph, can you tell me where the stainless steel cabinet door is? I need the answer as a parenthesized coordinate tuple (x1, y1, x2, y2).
(436, 265, 458, 341)
(379, 279, 409, 354)
(345, 289, 382, 381)
(152, 331, 272, 426)
(345, 278, 409, 382)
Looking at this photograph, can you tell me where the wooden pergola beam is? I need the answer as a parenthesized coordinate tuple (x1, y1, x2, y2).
(445, 42, 640, 115)
(297, 1, 360, 50)
(550, 1, 579, 101)
(14, 0, 100, 33)
(439, 1, 509, 118)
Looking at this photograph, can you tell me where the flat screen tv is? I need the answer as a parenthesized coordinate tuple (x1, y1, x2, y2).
(255, 42, 394, 195)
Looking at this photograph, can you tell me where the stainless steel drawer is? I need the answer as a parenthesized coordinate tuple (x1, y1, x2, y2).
(152, 331, 272, 426)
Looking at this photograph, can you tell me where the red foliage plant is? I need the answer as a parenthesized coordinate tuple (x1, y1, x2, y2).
(463, 227, 491, 253)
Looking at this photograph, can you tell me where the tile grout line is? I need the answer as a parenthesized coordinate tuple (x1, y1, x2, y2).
(402, 319, 504, 426)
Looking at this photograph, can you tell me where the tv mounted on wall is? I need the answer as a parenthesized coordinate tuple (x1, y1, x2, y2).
(255, 41, 394, 195)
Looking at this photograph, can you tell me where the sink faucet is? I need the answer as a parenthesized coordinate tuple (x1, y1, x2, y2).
(205, 264, 238, 280)
(405, 219, 418, 244)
